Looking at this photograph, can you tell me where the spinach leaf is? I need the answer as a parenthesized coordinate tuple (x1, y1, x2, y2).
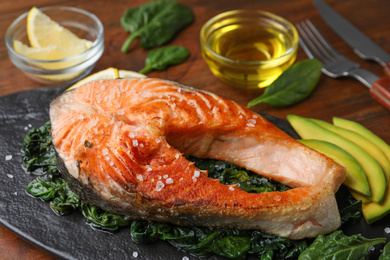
(22, 121, 57, 175)
(167, 228, 252, 260)
(336, 185, 362, 225)
(247, 59, 322, 108)
(26, 173, 80, 216)
(130, 220, 308, 260)
(139, 46, 190, 74)
(23, 121, 79, 215)
(131, 221, 253, 259)
(250, 231, 309, 259)
(298, 230, 386, 260)
(120, 0, 194, 53)
(80, 202, 131, 231)
(192, 156, 290, 193)
(50, 185, 80, 216)
(130, 221, 167, 244)
(379, 242, 390, 260)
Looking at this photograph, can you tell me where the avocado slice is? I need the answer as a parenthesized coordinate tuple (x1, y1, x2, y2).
(311, 118, 390, 183)
(362, 182, 390, 224)
(287, 114, 386, 203)
(349, 189, 371, 204)
(298, 139, 370, 196)
(331, 117, 390, 224)
(333, 117, 390, 166)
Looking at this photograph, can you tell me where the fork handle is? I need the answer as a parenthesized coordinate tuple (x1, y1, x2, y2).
(371, 78, 390, 110)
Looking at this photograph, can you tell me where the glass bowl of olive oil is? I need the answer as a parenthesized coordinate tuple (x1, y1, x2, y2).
(200, 10, 298, 89)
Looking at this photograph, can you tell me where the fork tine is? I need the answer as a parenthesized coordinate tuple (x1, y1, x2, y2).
(296, 19, 343, 65)
(296, 22, 321, 60)
(304, 20, 341, 60)
(297, 20, 331, 64)
(296, 19, 371, 85)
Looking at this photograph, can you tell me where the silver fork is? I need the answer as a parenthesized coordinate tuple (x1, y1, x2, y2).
(296, 20, 390, 109)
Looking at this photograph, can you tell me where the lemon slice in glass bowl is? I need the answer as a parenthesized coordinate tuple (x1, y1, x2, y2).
(14, 39, 88, 82)
(14, 40, 85, 68)
(27, 6, 92, 49)
(66, 68, 146, 91)
(10, 6, 101, 83)
(6, 6, 104, 85)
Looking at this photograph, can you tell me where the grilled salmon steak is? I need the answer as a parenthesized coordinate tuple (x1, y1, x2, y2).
(50, 78, 346, 239)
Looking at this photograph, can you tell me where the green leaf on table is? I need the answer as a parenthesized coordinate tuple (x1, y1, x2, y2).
(247, 59, 322, 108)
(298, 230, 386, 260)
(139, 46, 190, 74)
(120, 0, 194, 53)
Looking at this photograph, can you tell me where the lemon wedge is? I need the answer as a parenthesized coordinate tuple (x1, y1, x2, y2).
(27, 7, 92, 49)
(14, 40, 87, 81)
(14, 40, 85, 67)
(13, 7, 95, 82)
(66, 68, 146, 91)
(118, 70, 146, 79)
(66, 68, 119, 91)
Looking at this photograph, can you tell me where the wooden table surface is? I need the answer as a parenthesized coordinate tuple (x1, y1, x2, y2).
(1, 0, 389, 259)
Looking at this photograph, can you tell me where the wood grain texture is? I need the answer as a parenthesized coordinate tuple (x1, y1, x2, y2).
(1, 0, 389, 259)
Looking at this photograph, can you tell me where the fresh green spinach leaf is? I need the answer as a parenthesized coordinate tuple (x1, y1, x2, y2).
(298, 230, 386, 260)
(379, 241, 390, 260)
(247, 59, 322, 108)
(139, 46, 190, 74)
(120, 0, 194, 53)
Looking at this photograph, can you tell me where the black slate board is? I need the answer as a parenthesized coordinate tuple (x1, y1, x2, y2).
(0, 86, 389, 260)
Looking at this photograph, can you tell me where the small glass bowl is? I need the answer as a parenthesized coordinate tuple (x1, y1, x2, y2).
(5, 6, 104, 86)
(200, 10, 298, 89)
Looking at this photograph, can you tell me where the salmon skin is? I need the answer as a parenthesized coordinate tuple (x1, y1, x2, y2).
(49, 78, 346, 239)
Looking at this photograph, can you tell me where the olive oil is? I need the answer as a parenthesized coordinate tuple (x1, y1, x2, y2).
(201, 14, 298, 88)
